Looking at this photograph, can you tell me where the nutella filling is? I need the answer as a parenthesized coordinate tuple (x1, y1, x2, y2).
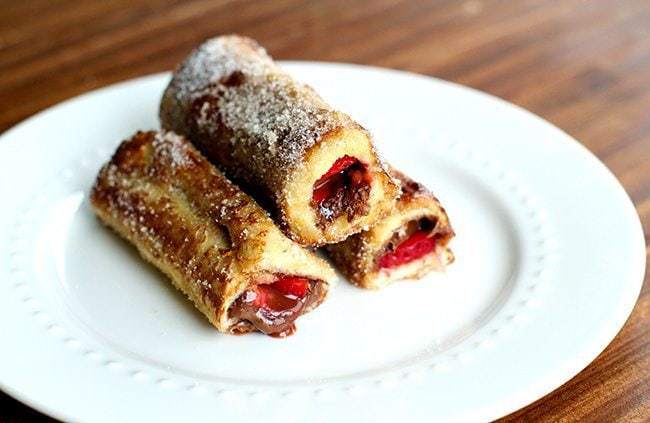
(229, 276, 324, 337)
(311, 155, 372, 228)
(378, 217, 439, 269)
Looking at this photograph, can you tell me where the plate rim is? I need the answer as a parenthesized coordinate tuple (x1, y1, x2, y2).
(0, 62, 645, 422)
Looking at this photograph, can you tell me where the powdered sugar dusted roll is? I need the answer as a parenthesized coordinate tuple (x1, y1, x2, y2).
(91, 131, 335, 337)
(326, 169, 454, 289)
(160, 35, 399, 246)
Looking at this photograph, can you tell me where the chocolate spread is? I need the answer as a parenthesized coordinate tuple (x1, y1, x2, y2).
(312, 160, 371, 228)
(229, 280, 324, 337)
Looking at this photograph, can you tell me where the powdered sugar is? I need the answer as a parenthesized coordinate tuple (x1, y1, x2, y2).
(152, 131, 195, 168)
(171, 35, 275, 99)
(215, 73, 343, 169)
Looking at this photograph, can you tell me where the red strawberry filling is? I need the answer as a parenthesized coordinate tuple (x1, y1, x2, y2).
(312, 155, 372, 226)
(270, 276, 310, 298)
(378, 230, 437, 269)
(312, 156, 359, 203)
(230, 275, 321, 337)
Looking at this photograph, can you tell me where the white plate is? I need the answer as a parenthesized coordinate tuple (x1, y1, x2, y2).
(0, 63, 645, 422)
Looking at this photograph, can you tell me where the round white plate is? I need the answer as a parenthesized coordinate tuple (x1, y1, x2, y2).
(0, 63, 645, 422)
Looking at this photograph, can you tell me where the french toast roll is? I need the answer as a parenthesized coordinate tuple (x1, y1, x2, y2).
(160, 35, 399, 246)
(90, 130, 335, 337)
(326, 169, 454, 290)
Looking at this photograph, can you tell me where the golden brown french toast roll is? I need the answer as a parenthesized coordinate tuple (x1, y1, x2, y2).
(90, 130, 335, 337)
(160, 35, 399, 246)
(326, 169, 454, 290)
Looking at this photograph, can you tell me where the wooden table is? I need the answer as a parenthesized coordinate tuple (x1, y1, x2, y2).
(1, 0, 648, 421)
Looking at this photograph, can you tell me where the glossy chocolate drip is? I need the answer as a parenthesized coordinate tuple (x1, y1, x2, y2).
(229, 280, 324, 337)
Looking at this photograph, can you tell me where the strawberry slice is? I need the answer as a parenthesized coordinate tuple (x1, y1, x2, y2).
(319, 156, 358, 181)
(271, 276, 310, 298)
(312, 156, 361, 204)
(378, 230, 436, 269)
(312, 181, 335, 204)
(253, 284, 300, 311)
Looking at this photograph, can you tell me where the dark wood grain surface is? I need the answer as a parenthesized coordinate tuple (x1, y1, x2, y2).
(1, 0, 648, 421)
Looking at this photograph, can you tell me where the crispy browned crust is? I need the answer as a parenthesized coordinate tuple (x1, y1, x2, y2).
(326, 169, 455, 289)
(160, 35, 399, 246)
(90, 130, 334, 334)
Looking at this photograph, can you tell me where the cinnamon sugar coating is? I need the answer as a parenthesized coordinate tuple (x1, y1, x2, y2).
(161, 35, 359, 202)
(160, 35, 399, 246)
(90, 130, 333, 333)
